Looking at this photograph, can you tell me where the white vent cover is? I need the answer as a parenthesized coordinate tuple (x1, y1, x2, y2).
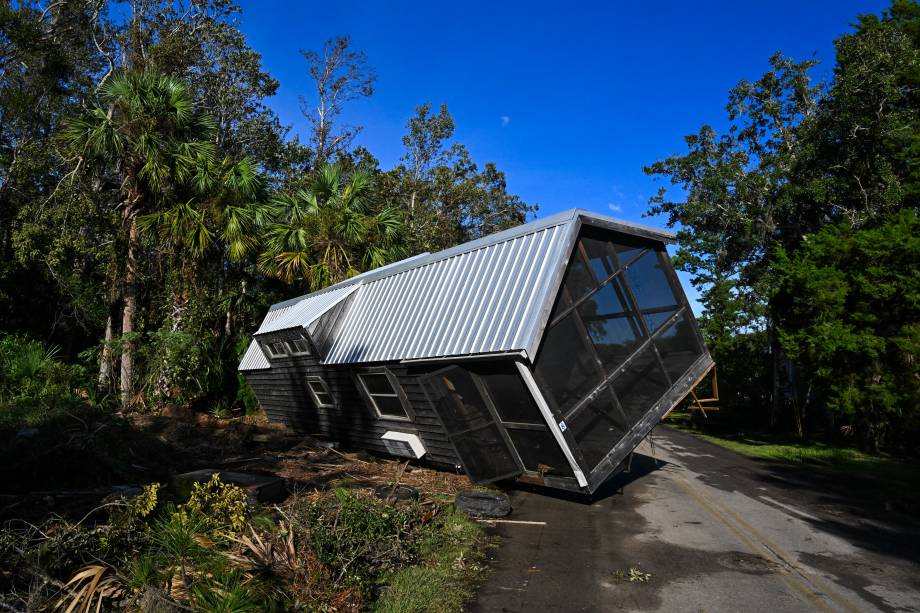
(380, 431, 426, 459)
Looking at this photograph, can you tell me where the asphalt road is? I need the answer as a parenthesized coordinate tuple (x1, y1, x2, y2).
(469, 426, 920, 613)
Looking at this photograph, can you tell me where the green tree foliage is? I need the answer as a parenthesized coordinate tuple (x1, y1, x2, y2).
(774, 211, 920, 452)
(647, 0, 920, 447)
(261, 163, 405, 287)
(0, 1, 539, 417)
(61, 71, 218, 407)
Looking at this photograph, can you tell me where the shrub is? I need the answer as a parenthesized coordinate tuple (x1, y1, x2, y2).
(175, 474, 248, 533)
(307, 488, 422, 589)
(0, 333, 86, 436)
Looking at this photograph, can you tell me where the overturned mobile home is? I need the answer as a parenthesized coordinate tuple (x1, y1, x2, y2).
(239, 209, 713, 494)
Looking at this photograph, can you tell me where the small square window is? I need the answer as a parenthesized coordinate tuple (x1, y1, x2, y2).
(287, 337, 312, 356)
(306, 376, 334, 408)
(263, 341, 288, 359)
(357, 371, 412, 420)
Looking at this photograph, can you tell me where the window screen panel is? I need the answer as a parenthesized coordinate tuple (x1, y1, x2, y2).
(582, 237, 616, 284)
(479, 365, 544, 424)
(568, 386, 629, 471)
(611, 346, 670, 427)
(358, 372, 410, 419)
(653, 311, 703, 383)
(564, 249, 597, 302)
(577, 277, 643, 374)
(614, 242, 644, 267)
(534, 312, 603, 415)
(644, 311, 676, 334)
(452, 425, 520, 483)
(624, 250, 681, 331)
(424, 368, 493, 433)
(506, 428, 572, 476)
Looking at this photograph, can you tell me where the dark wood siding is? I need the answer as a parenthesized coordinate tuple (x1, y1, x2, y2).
(242, 357, 460, 468)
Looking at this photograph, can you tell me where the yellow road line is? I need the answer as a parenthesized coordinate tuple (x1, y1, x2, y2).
(670, 469, 861, 613)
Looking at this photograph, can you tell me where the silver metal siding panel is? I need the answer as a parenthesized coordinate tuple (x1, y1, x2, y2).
(484, 231, 540, 352)
(238, 340, 270, 371)
(255, 285, 356, 335)
(323, 222, 573, 364)
(452, 240, 507, 353)
(463, 237, 518, 353)
(437, 246, 487, 356)
(500, 229, 556, 350)
(509, 229, 563, 348)
(492, 232, 551, 347)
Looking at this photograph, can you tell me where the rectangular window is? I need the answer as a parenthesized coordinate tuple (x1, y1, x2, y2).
(357, 371, 412, 420)
(306, 376, 334, 408)
(262, 341, 288, 359)
(286, 337, 312, 356)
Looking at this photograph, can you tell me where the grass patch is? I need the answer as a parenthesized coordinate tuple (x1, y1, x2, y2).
(665, 422, 920, 501)
(375, 508, 490, 613)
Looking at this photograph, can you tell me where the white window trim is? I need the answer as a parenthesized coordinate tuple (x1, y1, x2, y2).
(306, 376, 335, 408)
(286, 336, 312, 356)
(356, 369, 414, 421)
(262, 340, 288, 359)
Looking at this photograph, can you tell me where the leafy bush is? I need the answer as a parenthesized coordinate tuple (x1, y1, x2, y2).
(0, 333, 86, 434)
(0, 482, 488, 612)
(307, 488, 422, 589)
(175, 473, 249, 533)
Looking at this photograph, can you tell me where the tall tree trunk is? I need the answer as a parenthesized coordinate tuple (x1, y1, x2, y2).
(98, 311, 114, 388)
(119, 211, 139, 408)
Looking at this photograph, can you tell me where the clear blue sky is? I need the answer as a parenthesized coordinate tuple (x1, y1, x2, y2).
(236, 0, 889, 312)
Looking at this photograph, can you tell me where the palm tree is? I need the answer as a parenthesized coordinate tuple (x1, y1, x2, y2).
(260, 164, 405, 288)
(61, 72, 216, 407)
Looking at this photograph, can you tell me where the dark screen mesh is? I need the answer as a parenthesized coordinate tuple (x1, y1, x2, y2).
(564, 250, 597, 301)
(611, 346, 670, 426)
(478, 365, 544, 424)
(506, 428, 572, 476)
(624, 250, 680, 332)
(452, 425, 520, 482)
(568, 386, 629, 471)
(423, 368, 492, 433)
(577, 277, 643, 373)
(654, 311, 703, 383)
(534, 312, 602, 414)
(582, 237, 617, 283)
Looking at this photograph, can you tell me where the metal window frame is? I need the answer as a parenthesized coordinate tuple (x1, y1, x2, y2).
(355, 367, 415, 422)
(306, 375, 335, 408)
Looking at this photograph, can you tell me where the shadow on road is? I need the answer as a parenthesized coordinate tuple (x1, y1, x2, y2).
(502, 450, 668, 505)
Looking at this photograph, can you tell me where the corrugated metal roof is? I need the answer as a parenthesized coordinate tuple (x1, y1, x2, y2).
(238, 340, 270, 371)
(240, 208, 673, 369)
(324, 220, 574, 364)
(255, 284, 358, 335)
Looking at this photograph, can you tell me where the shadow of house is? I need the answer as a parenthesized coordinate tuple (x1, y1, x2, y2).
(240, 209, 713, 496)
